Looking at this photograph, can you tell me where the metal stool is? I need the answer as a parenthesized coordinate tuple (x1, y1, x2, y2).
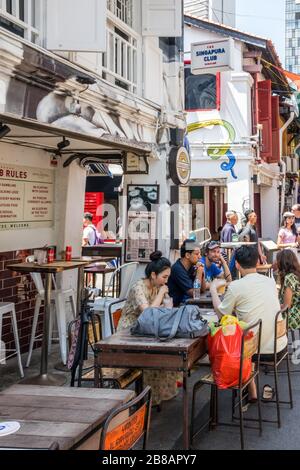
(0, 302, 24, 378)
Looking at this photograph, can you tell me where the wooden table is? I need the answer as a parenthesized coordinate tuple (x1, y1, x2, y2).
(84, 265, 116, 293)
(7, 261, 92, 386)
(0, 385, 134, 450)
(82, 244, 122, 266)
(186, 293, 214, 308)
(94, 329, 207, 450)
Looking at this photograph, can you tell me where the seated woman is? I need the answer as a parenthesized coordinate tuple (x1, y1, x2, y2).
(277, 249, 300, 330)
(277, 212, 300, 250)
(117, 251, 178, 407)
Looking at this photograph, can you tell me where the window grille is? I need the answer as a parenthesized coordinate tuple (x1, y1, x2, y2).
(0, 0, 43, 44)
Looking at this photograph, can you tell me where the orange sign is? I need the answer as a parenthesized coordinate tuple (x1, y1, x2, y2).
(104, 404, 146, 450)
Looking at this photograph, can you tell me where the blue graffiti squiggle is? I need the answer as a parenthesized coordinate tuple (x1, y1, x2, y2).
(221, 150, 237, 180)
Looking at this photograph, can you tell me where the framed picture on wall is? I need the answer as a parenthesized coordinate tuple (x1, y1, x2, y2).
(125, 211, 157, 263)
(127, 185, 159, 213)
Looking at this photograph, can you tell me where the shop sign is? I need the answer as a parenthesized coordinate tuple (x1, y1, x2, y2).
(124, 153, 149, 175)
(169, 147, 191, 186)
(191, 38, 235, 75)
(0, 164, 54, 231)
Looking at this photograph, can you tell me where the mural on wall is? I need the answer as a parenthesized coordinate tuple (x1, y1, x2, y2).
(187, 119, 238, 180)
(2, 41, 152, 152)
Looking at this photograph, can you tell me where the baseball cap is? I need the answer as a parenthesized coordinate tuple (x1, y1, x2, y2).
(283, 212, 295, 218)
(206, 241, 221, 250)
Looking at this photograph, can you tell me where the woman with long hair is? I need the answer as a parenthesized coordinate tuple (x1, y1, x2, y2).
(277, 212, 300, 249)
(117, 251, 179, 407)
(277, 249, 300, 330)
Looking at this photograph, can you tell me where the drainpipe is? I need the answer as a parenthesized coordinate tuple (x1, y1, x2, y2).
(280, 111, 295, 220)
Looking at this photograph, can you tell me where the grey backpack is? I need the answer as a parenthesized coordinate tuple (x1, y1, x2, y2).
(130, 305, 208, 342)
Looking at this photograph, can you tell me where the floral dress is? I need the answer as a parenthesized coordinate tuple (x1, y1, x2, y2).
(280, 273, 300, 330)
(117, 279, 179, 406)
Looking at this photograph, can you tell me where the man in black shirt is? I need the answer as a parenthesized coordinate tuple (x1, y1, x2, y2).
(168, 240, 205, 307)
(238, 210, 267, 264)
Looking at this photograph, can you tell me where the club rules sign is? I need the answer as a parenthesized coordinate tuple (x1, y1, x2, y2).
(0, 164, 54, 231)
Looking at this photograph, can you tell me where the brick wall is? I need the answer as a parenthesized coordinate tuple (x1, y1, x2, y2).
(0, 249, 43, 356)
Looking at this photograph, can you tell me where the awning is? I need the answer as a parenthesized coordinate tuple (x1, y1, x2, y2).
(0, 114, 153, 156)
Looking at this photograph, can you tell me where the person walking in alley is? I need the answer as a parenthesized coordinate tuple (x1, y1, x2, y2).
(82, 212, 103, 247)
(221, 211, 238, 243)
(238, 210, 267, 264)
(277, 212, 300, 250)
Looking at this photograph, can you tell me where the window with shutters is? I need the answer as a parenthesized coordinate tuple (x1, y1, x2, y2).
(107, 0, 133, 27)
(102, 0, 138, 93)
(271, 95, 280, 164)
(0, 0, 43, 44)
(258, 80, 272, 161)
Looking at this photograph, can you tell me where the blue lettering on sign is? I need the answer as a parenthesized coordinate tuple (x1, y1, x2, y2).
(196, 48, 226, 57)
(204, 56, 217, 62)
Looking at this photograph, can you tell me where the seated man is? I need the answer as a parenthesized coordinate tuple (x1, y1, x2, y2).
(210, 245, 288, 401)
(201, 241, 232, 289)
(168, 240, 205, 307)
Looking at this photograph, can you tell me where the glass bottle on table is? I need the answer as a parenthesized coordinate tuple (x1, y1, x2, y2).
(193, 278, 201, 300)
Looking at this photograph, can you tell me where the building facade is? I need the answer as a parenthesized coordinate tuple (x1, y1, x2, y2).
(0, 0, 186, 355)
(184, 0, 236, 27)
(184, 16, 292, 241)
(286, 0, 300, 73)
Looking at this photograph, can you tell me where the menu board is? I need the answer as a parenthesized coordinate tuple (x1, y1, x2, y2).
(125, 211, 157, 263)
(0, 164, 54, 231)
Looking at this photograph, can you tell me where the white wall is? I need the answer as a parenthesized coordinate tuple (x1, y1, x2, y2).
(260, 184, 280, 241)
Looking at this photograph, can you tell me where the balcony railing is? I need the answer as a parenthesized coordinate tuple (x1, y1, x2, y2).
(0, 0, 43, 44)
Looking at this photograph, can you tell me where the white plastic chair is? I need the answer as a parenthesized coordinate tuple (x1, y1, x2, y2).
(0, 302, 24, 378)
(93, 262, 138, 338)
(26, 256, 76, 366)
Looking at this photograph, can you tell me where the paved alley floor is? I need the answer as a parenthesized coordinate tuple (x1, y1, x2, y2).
(1, 346, 300, 450)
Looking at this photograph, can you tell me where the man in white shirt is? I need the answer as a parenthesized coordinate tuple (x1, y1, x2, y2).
(210, 245, 287, 401)
(82, 212, 99, 247)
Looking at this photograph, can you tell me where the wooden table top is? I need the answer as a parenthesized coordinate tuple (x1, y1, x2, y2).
(0, 385, 134, 450)
(7, 260, 92, 274)
(95, 328, 206, 353)
(186, 294, 214, 306)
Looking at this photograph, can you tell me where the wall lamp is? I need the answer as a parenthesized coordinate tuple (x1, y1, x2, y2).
(0, 123, 11, 138)
(57, 137, 70, 152)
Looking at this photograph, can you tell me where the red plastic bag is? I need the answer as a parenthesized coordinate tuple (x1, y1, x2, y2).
(208, 324, 252, 390)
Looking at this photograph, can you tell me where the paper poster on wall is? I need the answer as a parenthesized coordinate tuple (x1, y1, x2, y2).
(125, 211, 157, 263)
(0, 164, 54, 231)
